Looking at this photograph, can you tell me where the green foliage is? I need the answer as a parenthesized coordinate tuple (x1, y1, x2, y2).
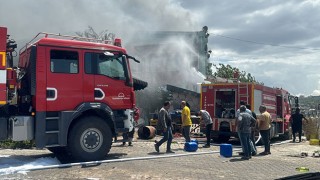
(0, 140, 34, 149)
(208, 63, 261, 83)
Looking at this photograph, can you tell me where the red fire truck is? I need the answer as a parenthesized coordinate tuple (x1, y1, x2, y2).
(200, 82, 298, 142)
(0, 27, 146, 161)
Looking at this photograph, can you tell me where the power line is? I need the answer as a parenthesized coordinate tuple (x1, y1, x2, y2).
(212, 33, 320, 51)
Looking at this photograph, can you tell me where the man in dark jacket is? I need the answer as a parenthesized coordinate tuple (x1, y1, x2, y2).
(155, 101, 174, 153)
(290, 108, 308, 143)
(237, 105, 256, 160)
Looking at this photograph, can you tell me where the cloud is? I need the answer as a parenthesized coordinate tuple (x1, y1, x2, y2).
(183, 0, 320, 95)
(2, 0, 320, 96)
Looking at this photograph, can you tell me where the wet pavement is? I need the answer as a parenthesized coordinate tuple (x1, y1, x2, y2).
(0, 135, 320, 180)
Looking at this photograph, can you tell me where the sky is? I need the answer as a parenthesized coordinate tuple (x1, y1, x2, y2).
(1, 0, 320, 96)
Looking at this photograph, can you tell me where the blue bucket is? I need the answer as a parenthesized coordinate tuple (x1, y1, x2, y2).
(184, 142, 198, 152)
(220, 144, 232, 157)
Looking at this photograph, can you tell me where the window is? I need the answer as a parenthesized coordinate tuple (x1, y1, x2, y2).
(50, 50, 79, 74)
(85, 52, 126, 80)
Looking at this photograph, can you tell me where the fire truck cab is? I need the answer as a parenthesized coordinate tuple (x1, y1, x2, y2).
(200, 82, 298, 142)
(0, 27, 142, 161)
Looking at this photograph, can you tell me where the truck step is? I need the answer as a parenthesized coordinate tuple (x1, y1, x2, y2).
(45, 144, 60, 148)
(45, 117, 59, 120)
(45, 130, 59, 134)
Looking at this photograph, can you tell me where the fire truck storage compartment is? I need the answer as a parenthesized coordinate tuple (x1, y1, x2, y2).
(0, 117, 8, 140)
(215, 90, 235, 118)
(10, 116, 34, 141)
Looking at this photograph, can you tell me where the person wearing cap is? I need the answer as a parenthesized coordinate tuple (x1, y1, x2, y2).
(198, 110, 213, 148)
(237, 105, 256, 160)
(289, 108, 308, 143)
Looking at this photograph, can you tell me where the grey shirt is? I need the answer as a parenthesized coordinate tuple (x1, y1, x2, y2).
(237, 112, 256, 133)
(200, 110, 213, 126)
(236, 108, 252, 118)
(156, 107, 171, 131)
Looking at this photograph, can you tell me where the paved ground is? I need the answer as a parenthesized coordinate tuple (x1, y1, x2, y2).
(1, 135, 320, 180)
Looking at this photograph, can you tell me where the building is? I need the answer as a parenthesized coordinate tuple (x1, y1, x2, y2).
(127, 27, 209, 121)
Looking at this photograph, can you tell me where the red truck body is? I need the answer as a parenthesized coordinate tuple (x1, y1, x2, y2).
(200, 82, 297, 142)
(0, 27, 7, 105)
(0, 26, 141, 161)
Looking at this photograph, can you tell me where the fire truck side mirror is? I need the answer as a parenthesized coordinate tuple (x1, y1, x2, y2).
(122, 55, 132, 87)
(294, 97, 299, 106)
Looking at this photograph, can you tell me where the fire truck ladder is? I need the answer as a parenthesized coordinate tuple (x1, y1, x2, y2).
(19, 32, 113, 54)
(238, 83, 249, 104)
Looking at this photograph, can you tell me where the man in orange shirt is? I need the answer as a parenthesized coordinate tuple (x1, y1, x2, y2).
(181, 101, 192, 142)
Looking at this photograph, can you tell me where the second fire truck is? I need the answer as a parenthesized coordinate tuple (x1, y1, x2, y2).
(200, 81, 298, 142)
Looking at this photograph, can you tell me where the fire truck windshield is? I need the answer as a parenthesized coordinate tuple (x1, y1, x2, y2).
(85, 52, 126, 80)
(98, 54, 125, 80)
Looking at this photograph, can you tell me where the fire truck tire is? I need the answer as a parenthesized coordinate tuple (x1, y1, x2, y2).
(211, 137, 219, 142)
(68, 116, 112, 161)
(282, 128, 292, 140)
(47, 146, 68, 154)
(218, 135, 230, 143)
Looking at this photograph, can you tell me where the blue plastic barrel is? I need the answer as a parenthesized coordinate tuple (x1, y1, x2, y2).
(184, 142, 198, 152)
(220, 143, 232, 157)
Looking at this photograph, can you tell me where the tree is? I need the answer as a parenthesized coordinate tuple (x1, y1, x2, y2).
(208, 63, 261, 83)
(75, 26, 115, 43)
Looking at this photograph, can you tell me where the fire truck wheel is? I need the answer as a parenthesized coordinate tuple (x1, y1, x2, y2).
(68, 116, 112, 161)
(47, 146, 68, 154)
(282, 128, 293, 140)
(218, 135, 230, 143)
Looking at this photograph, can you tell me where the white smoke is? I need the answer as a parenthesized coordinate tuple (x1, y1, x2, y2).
(0, 0, 205, 117)
(0, 0, 199, 47)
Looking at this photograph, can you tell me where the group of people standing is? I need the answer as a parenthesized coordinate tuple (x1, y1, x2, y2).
(153, 99, 307, 156)
(236, 101, 272, 160)
(153, 99, 273, 156)
(154, 101, 193, 153)
(236, 102, 308, 160)
(154, 100, 217, 153)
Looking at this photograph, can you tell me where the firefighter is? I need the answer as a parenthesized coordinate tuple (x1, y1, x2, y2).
(122, 107, 140, 146)
(289, 108, 308, 143)
(122, 129, 134, 146)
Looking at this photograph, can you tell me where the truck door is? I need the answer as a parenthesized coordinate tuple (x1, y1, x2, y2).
(46, 49, 83, 111)
(84, 51, 133, 109)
